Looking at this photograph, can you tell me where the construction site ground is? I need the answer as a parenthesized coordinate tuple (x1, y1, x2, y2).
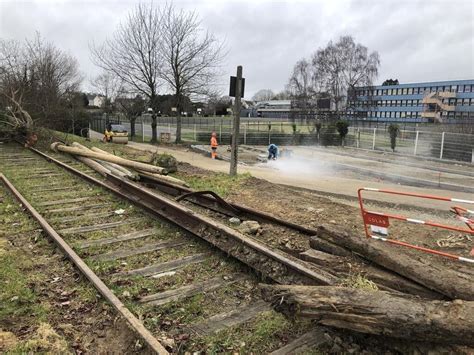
(2, 133, 473, 353)
(110, 140, 473, 275)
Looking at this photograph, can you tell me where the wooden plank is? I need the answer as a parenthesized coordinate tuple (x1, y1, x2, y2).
(190, 300, 270, 336)
(38, 197, 92, 207)
(34, 186, 74, 193)
(300, 249, 342, 265)
(140, 275, 243, 306)
(115, 253, 207, 277)
(29, 173, 63, 179)
(270, 329, 328, 355)
(92, 239, 186, 261)
(59, 218, 142, 235)
(45, 203, 108, 214)
(17, 169, 55, 175)
(0, 157, 36, 161)
(51, 211, 115, 224)
(28, 182, 64, 189)
(0, 155, 32, 159)
(78, 228, 160, 249)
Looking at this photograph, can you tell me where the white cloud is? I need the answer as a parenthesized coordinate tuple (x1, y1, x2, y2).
(1, 0, 472, 97)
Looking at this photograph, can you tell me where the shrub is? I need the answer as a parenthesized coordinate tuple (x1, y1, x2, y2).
(388, 124, 400, 152)
(335, 120, 349, 147)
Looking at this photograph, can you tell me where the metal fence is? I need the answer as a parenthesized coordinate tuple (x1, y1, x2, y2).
(95, 116, 473, 163)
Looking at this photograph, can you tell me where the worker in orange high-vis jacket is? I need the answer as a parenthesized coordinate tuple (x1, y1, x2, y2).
(210, 131, 218, 159)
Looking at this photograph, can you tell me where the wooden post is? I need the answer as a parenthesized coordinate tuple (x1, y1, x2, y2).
(414, 131, 419, 155)
(439, 132, 445, 159)
(372, 128, 377, 150)
(230, 66, 243, 176)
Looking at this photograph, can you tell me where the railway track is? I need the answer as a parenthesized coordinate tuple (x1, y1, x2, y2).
(0, 143, 332, 354)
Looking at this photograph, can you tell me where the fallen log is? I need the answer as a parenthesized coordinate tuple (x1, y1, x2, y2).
(300, 249, 443, 299)
(71, 143, 138, 180)
(312, 225, 474, 300)
(309, 237, 352, 257)
(51, 142, 166, 175)
(137, 170, 189, 188)
(69, 142, 110, 177)
(89, 147, 137, 176)
(261, 284, 474, 346)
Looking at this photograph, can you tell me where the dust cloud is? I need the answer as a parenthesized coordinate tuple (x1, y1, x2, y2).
(264, 148, 335, 177)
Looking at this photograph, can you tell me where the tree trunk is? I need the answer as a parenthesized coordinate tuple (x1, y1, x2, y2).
(261, 284, 474, 346)
(130, 116, 136, 138)
(51, 142, 166, 174)
(175, 94, 182, 143)
(151, 113, 157, 143)
(300, 249, 442, 299)
(175, 112, 182, 143)
(312, 225, 474, 300)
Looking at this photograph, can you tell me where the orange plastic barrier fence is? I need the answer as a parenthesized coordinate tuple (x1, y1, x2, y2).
(358, 187, 474, 264)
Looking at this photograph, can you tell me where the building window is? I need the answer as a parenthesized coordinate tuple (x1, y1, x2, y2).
(382, 89, 387, 95)
(397, 100, 402, 106)
(457, 85, 464, 93)
(407, 88, 413, 94)
(463, 98, 469, 106)
(451, 85, 457, 92)
(401, 100, 406, 107)
(401, 112, 406, 118)
(402, 88, 407, 95)
(465, 85, 472, 93)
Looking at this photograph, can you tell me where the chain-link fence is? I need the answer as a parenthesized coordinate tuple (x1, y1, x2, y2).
(98, 116, 474, 163)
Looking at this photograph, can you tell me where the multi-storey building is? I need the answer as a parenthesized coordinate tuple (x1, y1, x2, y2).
(347, 79, 474, 123)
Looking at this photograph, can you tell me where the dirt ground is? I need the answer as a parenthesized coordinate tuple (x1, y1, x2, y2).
(22, 133, 471, 353)
(118, 141, 473, 279)
(128, 141, 473, 211)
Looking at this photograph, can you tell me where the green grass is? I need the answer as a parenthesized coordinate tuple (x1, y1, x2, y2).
(198, 310, 310, 354)
(177, 172, 252, 198)
(0, 254, 49, 322)
(340, 273, 378, 291)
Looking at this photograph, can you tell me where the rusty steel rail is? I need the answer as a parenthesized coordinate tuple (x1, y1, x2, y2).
(0, 173, 169, 355)
(29, 147, 336, 286)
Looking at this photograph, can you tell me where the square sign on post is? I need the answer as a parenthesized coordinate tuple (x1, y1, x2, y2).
(229, 67, 243, 176)
(229, 76, 245, 98)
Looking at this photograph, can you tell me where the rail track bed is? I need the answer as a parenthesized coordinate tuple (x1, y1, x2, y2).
(0, 143, 331, 354)
(3, 142, 458, 354)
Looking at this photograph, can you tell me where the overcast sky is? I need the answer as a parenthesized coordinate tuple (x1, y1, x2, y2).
(1, 0, 473, 98)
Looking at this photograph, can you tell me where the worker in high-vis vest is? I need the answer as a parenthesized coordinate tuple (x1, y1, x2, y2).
(210, 131, 218, 159)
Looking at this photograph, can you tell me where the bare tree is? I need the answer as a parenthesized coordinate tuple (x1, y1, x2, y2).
(160, 3, 224, 143)
(272, 90, 292, 100)
(1, 33, 82, 133)
(115, 89, 145, 138)
(252, 89, 274, 102)
(312, 36, 379, 111)
(287, 58, 319, 121)
(90, 3, 162, 142)
(90, 72, 121, 112)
